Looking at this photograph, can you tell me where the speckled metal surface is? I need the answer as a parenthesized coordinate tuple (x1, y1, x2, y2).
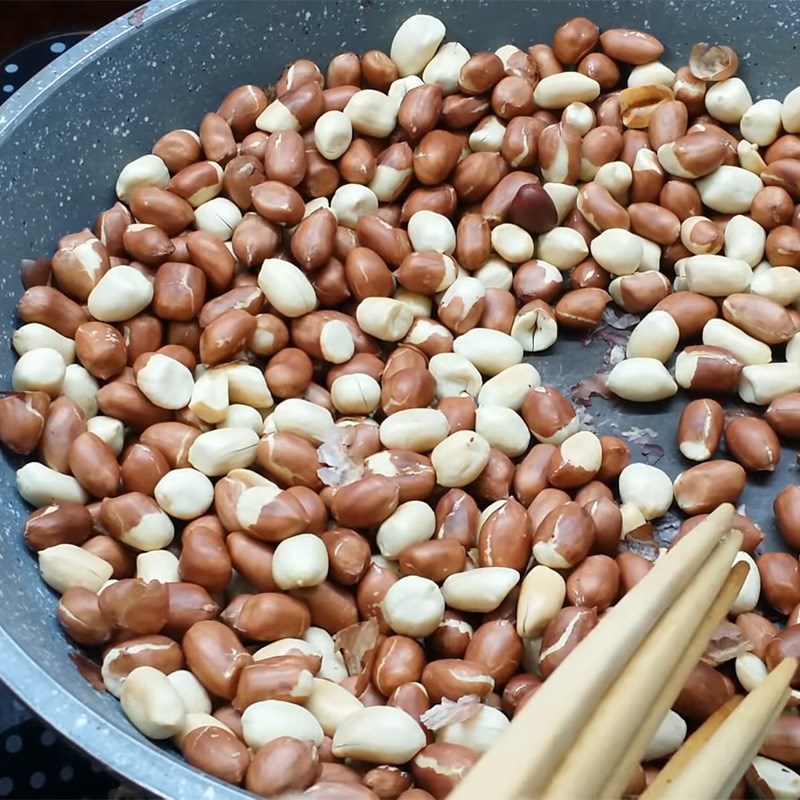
(0, 0, 799, 797)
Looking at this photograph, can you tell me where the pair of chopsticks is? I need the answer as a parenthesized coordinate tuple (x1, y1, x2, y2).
(451, 503, 796, 800)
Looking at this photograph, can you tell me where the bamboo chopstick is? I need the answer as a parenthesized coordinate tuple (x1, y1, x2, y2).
(598, 562, 747, 799)
(543, 531, 744, 799)
(635, 696, 742, 792)
(643, 657, 797, 799)
(450, 503, 735, 800)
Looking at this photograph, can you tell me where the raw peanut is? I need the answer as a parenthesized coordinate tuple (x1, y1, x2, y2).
(532, 502, 595, 569)
(673, 460, 746, 514)
(539, 606, 598, 678)
(677, 398, 724, 461)
(758, 553, 800, 614)
(725, 417, 781, 472)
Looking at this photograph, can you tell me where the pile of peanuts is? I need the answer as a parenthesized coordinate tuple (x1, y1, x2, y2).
(9, 11, 800, 798)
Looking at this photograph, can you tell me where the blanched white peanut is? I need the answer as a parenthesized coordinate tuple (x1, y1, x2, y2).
(730, 552, 760, 615)
(626, 311, 680, 362)
(88, 266, 154, 322)
(60, 367, 94, 419)
(751, 265, 800, 305)
(491, 223, 534, 263)
(478, 363, 541, 409)
(330, 373, 381, 415)
(782, 86, 800, 132)
(590, 228, 643, 276)
(724, 214, 766, 267)
(242, 699, 324, 750)
(225, 362, 273, 409)
(271, 398, 334, 444)
(618, 463, 674, 520)
(382, 576, 445, 637)
(167, 670, 212, 716)
(38, 543, 113, 594)
(302, 627, 348, 684)
(474, 257, 513, 290)
(136, 550, 181, 584)
(475, 405, 530, 457)
(17, 462, 89, 507)
(428, 352, 483, 398)
(387, 75, 424, 101)
(431, 430, 491, 487)
(543, 184, 580, 223)
(736, 653, 768, 693)
(536, 227, 589, 271)
(116, 154, 170, 203)
(121, 666, 186, 739)
(740, 98, 783, 146)
(333, 706, 426, 764)
(187, 427, 259, 475)
(190, 367, 229, 424)
(442, 567, 519, 612)
(787, 332, 800, 367)
(194, 197, 242, 240)
(703, 318, 772, 366)
(12, 347, 66, 397)
(436, 704, 510, 753)
(154, 469, 214, 520)
(695, 166, 763, 214)
(737, 140, 766, 175)
(607, 358, 678, 402)
(683, 254, 753, 296)
(314, 110, 353, 160)
(13, 323, 75, 364)
(258, 258, 317, 318)
(453, 328, 523, 375)
(644, 710, 687, 762)
(408, 210, 456, 255)
(319, 319, 356, 364)
(748, 756, 800, 797)
(739, 362, 800, 405)
(330, 183, 378, 229)
(380, 408, 450, 452)
(423, 42, 470, 95)
(86, 416, 125, 456)
(344, 90, 399, 138)
(218, 404, 264, 433)
(533, 73, 600, 109)
(377, 501, 436, 559)
(136, 353, 194, 410)
(272, 534, 329, 589)
(517, 565, 566, 638)
(304, 678, 364, 737)
(390, 14, 446, 76)
(512, 302, 558, 353)
(628, 61, 675, 88)
(396, 288, 434, 318)
(705, 77, 753, 124)
(357, 297, 415, 341)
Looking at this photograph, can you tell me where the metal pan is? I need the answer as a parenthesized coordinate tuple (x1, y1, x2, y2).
(0, 1, 798, 796)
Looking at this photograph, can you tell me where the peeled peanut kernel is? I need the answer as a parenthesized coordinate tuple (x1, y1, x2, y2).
(382, 576, 445, 637)
(332, 705, 426, 764)
(272, 534, 329, 589)
(607, 358, 677, 402)
(618, 463, 673, 520)
(120, 665, 186, 740)
(390, 14, 447, 77)
(441, 567, 519, 613)
(626, 310, 680, 362)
